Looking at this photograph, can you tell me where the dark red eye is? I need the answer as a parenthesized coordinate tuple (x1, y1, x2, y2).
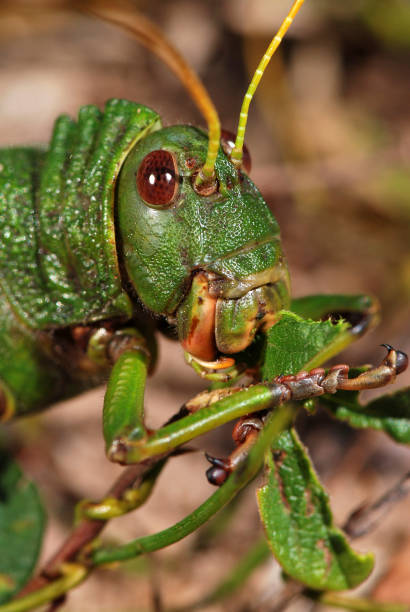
(136, 150, 179, 206)
(220, 129, 251, 174)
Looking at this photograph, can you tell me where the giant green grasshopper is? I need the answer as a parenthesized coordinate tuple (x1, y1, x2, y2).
(0, 1, 408, 610)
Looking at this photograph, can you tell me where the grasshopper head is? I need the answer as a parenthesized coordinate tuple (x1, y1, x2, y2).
(117, 125, 290, 362)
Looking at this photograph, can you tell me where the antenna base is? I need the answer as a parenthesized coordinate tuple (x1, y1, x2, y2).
(193, 170, 218, 196)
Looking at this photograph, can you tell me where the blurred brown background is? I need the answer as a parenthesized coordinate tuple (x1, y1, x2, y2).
(1, 1, 409, 610)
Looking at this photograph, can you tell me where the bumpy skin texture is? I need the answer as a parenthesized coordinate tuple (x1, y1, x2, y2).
(118, 126, 289, 315)
(0, 99, 160, 329)
(0, 101, 290, 415)
(0, 100, 160, 414)
(0, 291, 67, 415)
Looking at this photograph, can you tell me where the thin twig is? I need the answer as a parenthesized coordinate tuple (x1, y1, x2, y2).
(18, 456, 169, 598)
(10, 404, 296, 612)
(44, 595, 66, 612)
(343, 471, 410, 538)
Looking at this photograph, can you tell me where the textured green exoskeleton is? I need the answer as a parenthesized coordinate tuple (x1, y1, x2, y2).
(1, 88, 399, 485)
(0, 100, 160, 416)
(0, 0, 406, 505)
(1, 5, 409, 607)
(0, 97, 291, 425)
(1, 0, 399, 486)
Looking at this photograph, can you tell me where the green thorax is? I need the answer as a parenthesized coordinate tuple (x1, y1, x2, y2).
(0, 99, 161, 329)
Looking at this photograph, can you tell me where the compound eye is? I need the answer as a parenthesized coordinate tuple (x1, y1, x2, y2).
(137, 150, 179, 207)
(220, 129, 251, 174)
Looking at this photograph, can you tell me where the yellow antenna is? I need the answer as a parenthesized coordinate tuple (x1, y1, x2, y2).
(231, 0, 305, 167)
(80, 0, 220, 184)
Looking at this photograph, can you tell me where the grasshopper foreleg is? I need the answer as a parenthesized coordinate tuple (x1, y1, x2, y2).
(74, 326, 156, 520)
(205, 345, 408, 485)
(99, 345, 406, 474)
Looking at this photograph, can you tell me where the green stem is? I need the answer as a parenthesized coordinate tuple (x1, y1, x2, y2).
(79, 458, 166, 520)
(0, 564, 88, 612)
(92, 403, 296, 565)
(318, 593, 408, 612)
(193, 488, 244, 550)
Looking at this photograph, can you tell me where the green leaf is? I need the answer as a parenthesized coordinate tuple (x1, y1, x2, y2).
(0, 451, 45, 603)
(291, 293, 376, 324)
(257, 429, 374, 590)
(322, 387, 410, 445)
(261, 311, 350, 380)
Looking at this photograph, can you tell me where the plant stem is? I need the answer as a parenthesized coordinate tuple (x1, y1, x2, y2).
(92, 403, 296, 565)
(319, 593, 408, 612)
(0, 403, 295, 612)
(192, 487, 245, 550)
(16, 457, 168, 599)
(0, 565, 88, 612)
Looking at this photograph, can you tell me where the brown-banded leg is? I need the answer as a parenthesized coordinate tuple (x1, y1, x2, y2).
(206, 416, 265, 485)
(205, 345, 408, 485)
(333, 344, 408, 390)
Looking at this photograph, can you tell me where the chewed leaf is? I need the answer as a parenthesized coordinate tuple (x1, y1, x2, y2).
(290, 293, 378, 337)
(322, 387, 410, 445)
(261, 311, 350, 380)
(0, 450, 45, 603)
(257, 429, 374, 590)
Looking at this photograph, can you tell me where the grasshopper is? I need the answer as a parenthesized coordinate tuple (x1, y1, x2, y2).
(0, 2, 408, 608)
(0, 0, 407, 496)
